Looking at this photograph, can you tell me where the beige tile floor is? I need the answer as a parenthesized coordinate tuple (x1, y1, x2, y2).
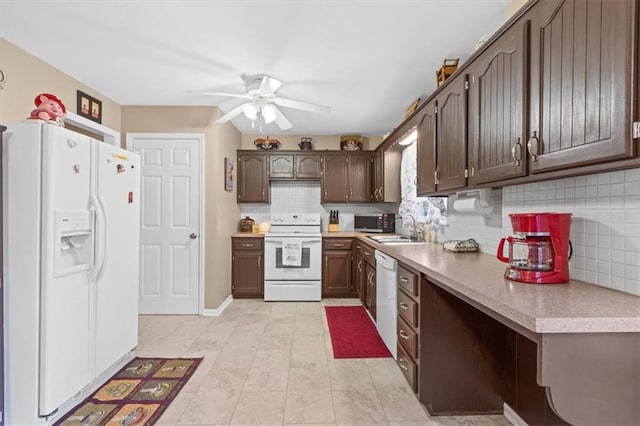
(137, 298, 512, 426)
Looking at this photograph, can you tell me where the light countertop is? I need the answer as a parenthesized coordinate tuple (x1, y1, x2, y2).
(356, 236, 640, 335)
(231, 231, 640, 334)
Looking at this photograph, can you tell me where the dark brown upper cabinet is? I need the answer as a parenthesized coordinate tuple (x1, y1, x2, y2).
(237, 152, 269, 203)
(373, 147, 401, 202)
(436, 76, 468, 192)
(268, 153, 322, 180)
(321, 152, 373, 203)
(268, 153, 294, 178)
(348, 152, 373, 202)
(322, 154, 349, 202)
(296, 154, 322, 179)
(416, 101, 437, 195)
(527, 0, 637, 173)
(468, 20, 527, 185)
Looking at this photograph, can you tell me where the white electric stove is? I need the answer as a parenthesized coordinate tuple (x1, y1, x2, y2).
(263, 213, 322, 301)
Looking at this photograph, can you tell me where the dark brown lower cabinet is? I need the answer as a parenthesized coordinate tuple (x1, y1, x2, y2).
(322, 238, 355, 297)
(353, 242, 365, 303)
(364, 262, 376, 320)
(231, 237, 263, 298)
(420, 276, 570, 424)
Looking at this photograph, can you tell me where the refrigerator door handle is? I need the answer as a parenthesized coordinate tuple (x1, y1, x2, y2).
(95, 194, 109, 281)
(89, 194, 107, 281)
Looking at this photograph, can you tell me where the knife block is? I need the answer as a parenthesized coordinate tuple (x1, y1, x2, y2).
(328, 224, 340, 232)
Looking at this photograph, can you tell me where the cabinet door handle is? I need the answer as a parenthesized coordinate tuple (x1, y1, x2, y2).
(399, 276, 409, 283)
(241, 243, 253, 248)
(527, 131, 539, 162)
(511, 137, 523, 166)
(398, 360, 409, 371)
(258, 255, 261, 266)
(333, 243, 344, 247)
(399, 329, 409, 340)
(325, 255, 328, 267)
(434, 168, 440, 185)
(399, 302, 409, 310)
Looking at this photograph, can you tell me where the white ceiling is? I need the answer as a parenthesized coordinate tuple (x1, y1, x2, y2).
(0, 1, 510, 136)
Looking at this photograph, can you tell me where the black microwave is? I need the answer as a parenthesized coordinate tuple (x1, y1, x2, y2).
(354, 214, 396, 233)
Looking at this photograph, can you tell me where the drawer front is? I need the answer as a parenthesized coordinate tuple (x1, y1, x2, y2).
(362, 245, 376, 266)
(397, 316, 419, 359)
(232, 238, 264, 251)
(398, 290, 418, 328)
(323, 238, 353, 250)
(397, 343, 417, 392)
(398, 265, 418, 297)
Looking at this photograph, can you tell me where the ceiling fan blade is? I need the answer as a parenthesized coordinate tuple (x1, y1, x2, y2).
(272, 105, 293, 130)
(187, 91, 252, 100)
(215, 103, 247, 124)
(258, 75, 283, 94)
(272, 97, 331, 114)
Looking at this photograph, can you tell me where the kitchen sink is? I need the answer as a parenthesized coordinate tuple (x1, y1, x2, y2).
(367, 235, 422, 244)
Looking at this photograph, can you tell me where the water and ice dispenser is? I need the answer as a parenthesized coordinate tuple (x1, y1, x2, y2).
(54, 210, 93, 276)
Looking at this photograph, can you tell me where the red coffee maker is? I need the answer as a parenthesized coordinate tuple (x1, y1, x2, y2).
(497, 213, 572, 284)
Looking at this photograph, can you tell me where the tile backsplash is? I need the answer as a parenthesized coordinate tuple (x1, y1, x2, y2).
(240, 169, 640, 296)
(436, 168, 640, 296)
(239, 181, 397, 231)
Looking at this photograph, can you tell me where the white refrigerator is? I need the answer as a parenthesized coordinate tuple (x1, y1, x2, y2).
(3, 122, 140, 424)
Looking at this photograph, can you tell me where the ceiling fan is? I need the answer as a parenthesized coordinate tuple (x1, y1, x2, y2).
(189, 74, 331, 130)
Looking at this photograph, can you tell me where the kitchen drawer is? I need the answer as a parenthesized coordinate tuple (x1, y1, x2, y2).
(397, 343, 418, 393)
(362, 245, 376, 266)
(398, 265, 418, 297)
(397, 316, 419, 359)
(323, 238, 353, 250)
(398, 290, 419, 328)
(232, 238, 263, 251)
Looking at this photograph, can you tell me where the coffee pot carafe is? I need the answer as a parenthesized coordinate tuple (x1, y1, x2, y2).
(497, 213, 572, 284)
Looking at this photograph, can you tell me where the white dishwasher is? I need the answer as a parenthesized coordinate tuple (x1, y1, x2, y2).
(375, 250, 398, 359)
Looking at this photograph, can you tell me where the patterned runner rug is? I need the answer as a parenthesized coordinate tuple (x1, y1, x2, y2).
(56, 357, 202, 425)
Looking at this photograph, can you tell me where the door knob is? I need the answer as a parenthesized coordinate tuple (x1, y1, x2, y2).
(189, 233, 197, 240)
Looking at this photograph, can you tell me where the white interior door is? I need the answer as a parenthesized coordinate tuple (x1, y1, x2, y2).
(127, 134, 203, 314)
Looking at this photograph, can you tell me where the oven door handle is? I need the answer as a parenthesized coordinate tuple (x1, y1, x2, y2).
(265, 238, 320, 245)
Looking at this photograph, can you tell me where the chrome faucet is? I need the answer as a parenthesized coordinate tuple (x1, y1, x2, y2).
(404, 214, 418, 240)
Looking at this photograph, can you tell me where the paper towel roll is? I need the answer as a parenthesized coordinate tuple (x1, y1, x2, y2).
(452, 197, 494, 214)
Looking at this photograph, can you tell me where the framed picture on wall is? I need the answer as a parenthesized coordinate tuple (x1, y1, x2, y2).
(76, 90, 102, 124)
(224, 157, 233, 191)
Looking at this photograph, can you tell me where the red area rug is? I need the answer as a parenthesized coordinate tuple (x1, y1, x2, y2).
(325, 306, 391, 359)
(55, 357, 202, 425)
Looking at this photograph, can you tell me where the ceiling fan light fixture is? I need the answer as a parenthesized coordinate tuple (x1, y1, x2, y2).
(261, 104, 277, 124)
(243, 103, 259, 120)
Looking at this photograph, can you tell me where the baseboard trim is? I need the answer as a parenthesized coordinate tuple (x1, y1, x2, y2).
(202, 295, 233, 316)
(504, 403, 528, 426)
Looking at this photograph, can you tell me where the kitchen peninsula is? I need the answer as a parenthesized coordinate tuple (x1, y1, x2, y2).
(232, 230, 639, 425)
(362, 237, 640, 426)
